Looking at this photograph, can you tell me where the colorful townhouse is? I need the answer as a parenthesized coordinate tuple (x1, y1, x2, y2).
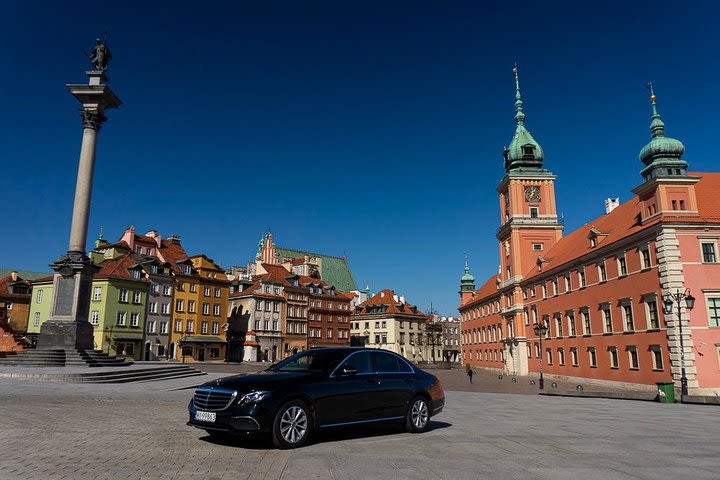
(459, 71, 720, 395)
(0, 272, 33, 336)
(28, 251, 149, 360)
(351, 289, 431, 361)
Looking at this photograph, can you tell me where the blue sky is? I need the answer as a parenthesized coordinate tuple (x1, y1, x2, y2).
(1, 1, 716, 315)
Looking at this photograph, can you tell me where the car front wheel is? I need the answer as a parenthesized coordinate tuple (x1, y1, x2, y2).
(273, 400, 311, 448)
(405, 396, 430, 433)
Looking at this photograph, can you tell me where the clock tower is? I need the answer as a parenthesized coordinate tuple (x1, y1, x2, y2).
(495, 65, 563, 375)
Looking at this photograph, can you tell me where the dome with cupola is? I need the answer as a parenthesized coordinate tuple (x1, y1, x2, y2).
(639, 85, 688, 181)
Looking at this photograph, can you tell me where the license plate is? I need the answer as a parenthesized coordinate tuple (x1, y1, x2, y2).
(195, 411, 216, 423)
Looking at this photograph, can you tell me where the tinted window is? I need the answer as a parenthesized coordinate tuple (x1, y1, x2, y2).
(342, 351, 373, 374)
(373, 352, 405, 373)
(268, 350, 347, 373)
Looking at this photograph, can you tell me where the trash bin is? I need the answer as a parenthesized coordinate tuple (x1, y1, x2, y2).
(656, 382, 675, 403)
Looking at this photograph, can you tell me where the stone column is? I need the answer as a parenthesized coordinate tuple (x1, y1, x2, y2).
(68, 110, 106, 254)
(37, 70, 121, 351)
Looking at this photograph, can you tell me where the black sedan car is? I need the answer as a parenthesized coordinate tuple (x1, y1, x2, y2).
(187, 347, 445, 448)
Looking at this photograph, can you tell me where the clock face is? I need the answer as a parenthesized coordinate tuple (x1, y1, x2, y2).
(525, 186, 541, 202)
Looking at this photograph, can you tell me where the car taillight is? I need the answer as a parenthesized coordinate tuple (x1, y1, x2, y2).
(428, 378, 444, 400)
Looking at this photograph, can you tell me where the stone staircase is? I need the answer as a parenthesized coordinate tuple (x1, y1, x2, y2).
(68, 365, 206, 383)
(0, 349, 129, 367)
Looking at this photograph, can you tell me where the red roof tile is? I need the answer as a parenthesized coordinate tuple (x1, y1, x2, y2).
(357, 289, 425, 317)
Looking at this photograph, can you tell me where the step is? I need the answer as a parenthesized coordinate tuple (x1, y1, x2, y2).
(83, 370, 206, 384)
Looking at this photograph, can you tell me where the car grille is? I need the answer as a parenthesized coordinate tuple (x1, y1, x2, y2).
(193, 388, 237, 411)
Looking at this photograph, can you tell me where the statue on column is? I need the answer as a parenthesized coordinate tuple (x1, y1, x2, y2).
(86, 37, 112, 72)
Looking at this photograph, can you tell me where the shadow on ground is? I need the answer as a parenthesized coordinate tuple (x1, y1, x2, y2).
(199, 420, 452, 449)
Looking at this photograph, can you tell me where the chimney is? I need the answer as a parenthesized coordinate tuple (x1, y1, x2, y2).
(380, 291, 385, 298)
(11, 271, 18, 281)
(605, 198, 620, 214)
(399, 295, 405, 304)
(168, 234, 181, 244)
(393, 294, 399, 303)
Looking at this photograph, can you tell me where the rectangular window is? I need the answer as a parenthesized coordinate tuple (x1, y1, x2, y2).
(546, 349, 553, 365)
(147, 320, 155, 333)
(564, 274, 571, 292)
(203, 303, 210, 315)
(201, 321, 208, 334)
(702, 242, 717, 263)
(186, 320, 194, 333)
(708, 297, 720, 327)
(628, 347, 639, 369)
(119, 289, 129, 302)
(36, 289, 44, 303)
(618, 256, 628, 276)
(529, 206, 539, 218)
(579, 269, 586, 288)
(558, 348, 565, 365)
(160, 322, 168, 334)
(609, 348, 619, 368)
(552, 279, 558, 296)
(149, 302, 158, 314)
(33, 311, 41, 326)
(214, 287, 221, 298)
(175, 320, 182, 332)
(532, 243, 544, 251)
(93, 287, 102, 301)
(623, 304, 634, 331)
(571, 347, 578, 366)
(588, 348, 597, 367)
(132, 290, 141, 303)
(214, 304, 220, 316)
(189, 284, 196, 293)
(542, 284, 547, 299)
(651, 346, 664, 370)
(163, 285, 171, 296)
(212, 322, 219, 335)
(175, 300, 183, 312)
(204, 286, 210, 297)
(581, 309, 591, 335)
(161, 303, 170, 315)
(598, 262, 607, 282)
(647, 300, 660, 329)
(641, 249, 652, 269)
(602, 306, 613, 333)
(116, 312, 126, 326)
(568, 313, 576, 336)
(554, 314, 563, 337)
(130, 312, 139, 327)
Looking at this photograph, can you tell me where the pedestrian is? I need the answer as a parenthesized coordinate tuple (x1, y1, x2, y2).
(467, 367, 474, 384)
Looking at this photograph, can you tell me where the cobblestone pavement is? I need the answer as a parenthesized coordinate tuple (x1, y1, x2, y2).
(1, 375, 718, 480)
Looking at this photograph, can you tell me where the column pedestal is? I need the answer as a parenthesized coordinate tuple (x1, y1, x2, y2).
(37, 252, 99, 350)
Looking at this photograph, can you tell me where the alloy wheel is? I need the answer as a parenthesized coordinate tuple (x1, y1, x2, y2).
(280, 405, 308, 444)
(411, 399, 429, 430)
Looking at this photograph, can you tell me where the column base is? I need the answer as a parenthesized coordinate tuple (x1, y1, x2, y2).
(37, 320, 94, 350)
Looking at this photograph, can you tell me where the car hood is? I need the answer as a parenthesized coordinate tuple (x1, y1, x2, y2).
(201, 370, 320, 391)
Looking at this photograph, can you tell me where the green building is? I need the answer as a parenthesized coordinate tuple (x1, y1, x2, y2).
(28, 252, 149, 360)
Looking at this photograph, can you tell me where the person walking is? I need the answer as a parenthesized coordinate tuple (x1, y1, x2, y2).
(467, 367, 474, 384)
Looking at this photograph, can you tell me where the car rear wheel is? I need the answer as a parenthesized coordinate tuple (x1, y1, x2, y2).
(273, 400, 311, 448)
(405, 396, 430, 433)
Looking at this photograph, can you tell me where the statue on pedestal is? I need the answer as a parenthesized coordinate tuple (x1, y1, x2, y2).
(85, 37, 112, 72)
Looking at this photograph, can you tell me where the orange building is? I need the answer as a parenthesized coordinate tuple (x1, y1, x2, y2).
(459, 73, 720, 395)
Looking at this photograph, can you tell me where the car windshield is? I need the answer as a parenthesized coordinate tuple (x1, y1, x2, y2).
(267, 349, 348, 373)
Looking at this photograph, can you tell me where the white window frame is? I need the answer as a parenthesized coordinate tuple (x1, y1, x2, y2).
(93, 286, 102, 301)
(621, 300, 634, 332)
(651, 345, 664, 370)
(36, 289, 44, 303)
(704, 292, 720, 327)
(130, 312, 139, 327)
(581, 307, 591, 335)
(627, 346, 639, 370)
(33, 311, 41, 326)
(117, 312, 126, 326)
(700, 239, 718, 263)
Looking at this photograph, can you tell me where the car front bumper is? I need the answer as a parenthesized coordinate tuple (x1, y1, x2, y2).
(187, 401, 273, 435)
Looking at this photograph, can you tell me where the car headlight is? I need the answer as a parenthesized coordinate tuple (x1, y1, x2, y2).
(237, 391, 270, 407)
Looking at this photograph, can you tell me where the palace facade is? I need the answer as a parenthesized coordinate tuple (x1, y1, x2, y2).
(459, 72, 720, 395)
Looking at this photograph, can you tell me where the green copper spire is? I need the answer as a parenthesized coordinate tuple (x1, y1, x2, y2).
(514, 62, 526, 126)
(503, 63, 544, 173)
(639, 82, 687, 181)
(460, 252, 475, 292)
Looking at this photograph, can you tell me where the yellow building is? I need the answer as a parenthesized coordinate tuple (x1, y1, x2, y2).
(168, 255, 229, 362)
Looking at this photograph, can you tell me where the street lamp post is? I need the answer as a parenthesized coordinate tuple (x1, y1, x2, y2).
(533, 320, 548, 390)
(663, 289, 695, 398)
